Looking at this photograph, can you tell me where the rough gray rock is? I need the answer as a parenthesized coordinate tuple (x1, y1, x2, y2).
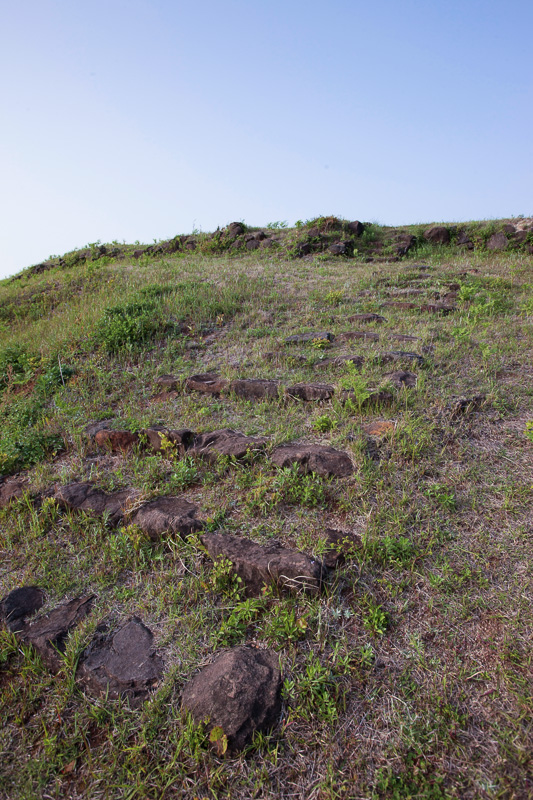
(185, 374, 229, 396)
(285, 332, 334, 345)
(20, 596, 95, 671)
(229, 379, 281, 401)
(271, 443, 353, 477)
(285, 383, 335, 401)
(0, 586, 45, 633)
(182, 646, 282, 753)
(202, 532, 325, 595)
(424, 226, 450, 245)
(191, 429, 268, 462)
(94, 429, 140, 452)
(130, 496, 203, 540)
(55, 483, 139, 525)
(77, 617, 164, 706)
(487, 232, 508, 251)
(382, 370, 417, 388)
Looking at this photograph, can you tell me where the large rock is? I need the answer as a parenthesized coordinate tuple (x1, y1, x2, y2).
(0, 586, 45, 633)
(55, 483, 139, 525)
(130, 497, 203, 540)
(382, 370, 417, 388)
(346, 220, 365, 236)
(182, 646, 281, 753)
(424, 226, 450, 245)
(20, 596, 95, 672)
(77, 618, 163, 706)
(202, 532, 325, 595)
(486, 232, 508, 251)
(0, 478, 28, 508)
(142, 427, 194, 456)
(285, 383, 335, 401)
(94, 429, 139, 452)
(185, 374, 229, 396)
(229, 379, 281, 401)
(271, 444, 353, 477)
(284, 331, 334, 345)
(191, 429, 268, 462)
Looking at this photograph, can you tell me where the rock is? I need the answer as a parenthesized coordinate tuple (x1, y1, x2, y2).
(133, 249, 145, 259)
(337, 330, 380, 342)
(202, 532, 325, 595)
(379, 351, 425, 365)
(271, 444, 353, 478)
(382, 300, 418, 310)
(285, 383, 335, 401)
(487, 232, 508, 251)
(245, 239, 260, 251)
(329, 242, 353, 256)
(229, 379, 281, 401)
(447, 395, 485, 418)
(419, 303, 455, 314)
(363, 420, 395, 437)
(511, 230, 529, 245)
(395, 234, 416, 256)
(155, 374, 181, 392)
(323, 528, 362, 569)
(285, 332, 334, 345)
(55, 483, 139, 525)
(182, 646, 281, 753)
(130, 497, 202, 540)
(346, 220, 365, 236)
(94, 429, 140, 452)
(191, 429, 268, 462)
(227, 222, 245, 237)
(424, 226, 450, 245)
(261, 238, 276, 249)
(382, 370, 417, 388)
(142, 427, 194, 456)
(314, 355, 364, 371)
(151, 390, 179, 403)
(85, 419, 116, 440)
(77, 618, 163, 706)
(185, 373, 229, 396)
(1, 586, 45, 633)
(456, 231, 474, 249)
(20, 596, 95, 672)
(347, 313, 386, 323)
(359, 390, 394, 409)
(0, 478, 28, 508)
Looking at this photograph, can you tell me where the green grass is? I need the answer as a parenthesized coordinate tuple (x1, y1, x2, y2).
(0, 221, 532, 799)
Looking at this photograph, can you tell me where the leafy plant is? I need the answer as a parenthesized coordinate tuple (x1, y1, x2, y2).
(362, 597, 389, 636)
(312, 414, 336, 433)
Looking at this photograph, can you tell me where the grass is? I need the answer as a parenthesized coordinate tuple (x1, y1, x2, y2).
(0, 221, 532, 798)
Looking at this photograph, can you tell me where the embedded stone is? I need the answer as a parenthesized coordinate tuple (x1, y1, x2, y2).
(382, 370, 417, 388)
(1, 586, 45, 633)
(271, 443, 353, 477)
(337, 330, 380, 342)
(182, 646, 281, 753)
(0, 478, 28, 508)
(447, 395, 485, 418)
(388, 333, 420, 342)
(314, 355, 364, 371)
(185, 374, 229, 396)
(55, 483, 139, 525)
(142, 427, 194, 456)
(487, 232, 508, 251)
(341, 389, 394, 409)
(419, 303, 455, 314)
(20, 596, 95, 672)
(155, 374, 181, 392)
(424, 226, 450, 245)
(284, 332, 334, 345)
(363, 420, 396, 437)
(190, 429, 268, 462)
(347, 313, 386, 323)
(323, 528, 362, 569)
(285, 383, 335, 401)
(77, 617, 163, 706)
(129, 496, 203, 540)
(202, 532, 325, 595)
(378, 351, 425, 365)
(85, 420, 116, 440)
(94, 429, 140, 452)
(229, 379, 281, 401)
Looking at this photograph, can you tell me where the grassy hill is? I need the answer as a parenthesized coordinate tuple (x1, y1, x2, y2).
(1, 217, 532, 799)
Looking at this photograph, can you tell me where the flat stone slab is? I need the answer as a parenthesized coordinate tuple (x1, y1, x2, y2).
(182, 646, 281, 753)
(20, 596, 95, 672)
(185, 374, 229, 395)
(1, 586, 45, 633)
(271, 443, 353, 477)
(347, 313, 386, 323)
(337, 330, 380, 341)
(229, 379, 281, 401)
(382, 370, 417, 388)
(0, 478, 28, 508)
(191, 429, 268, 462)
(285, 383, 335, 401)
(77, 617, 163, 706)
(284, 332, 334, 345)
(202, 532, 325, 595)
(314, 355, 364, 371)
(55, 483, 139, 525)
(130, 496, 203, 540)
(94, 429, 139, 452)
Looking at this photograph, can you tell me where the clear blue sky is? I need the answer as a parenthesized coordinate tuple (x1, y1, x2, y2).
(1, 0, 532, 278)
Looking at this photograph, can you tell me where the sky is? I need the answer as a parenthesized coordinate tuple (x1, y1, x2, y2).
(1, 0, 532, 279)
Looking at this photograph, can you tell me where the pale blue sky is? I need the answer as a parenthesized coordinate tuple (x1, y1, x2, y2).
(1, 0, 532, 278)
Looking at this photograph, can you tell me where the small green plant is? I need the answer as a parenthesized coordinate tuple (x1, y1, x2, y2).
(266, 220, 288, 230)
(169, 456, 200, 489)
(324, 289, 344, 306)
(215, 597, 264, 646)
(425, 484, 457, 509)
(340, 362, 371, 408)
(312, 414, 336, 433)
(263, 604, 308, 647)
(247, 465, 327, 514)
(525, 421, 533, 443)
(95, 298, 165, 353)
(287, 653, 340, 724)
(310, 337, 330, 350)
(362, 598, 389, 636)
(208, 558, 243, 600)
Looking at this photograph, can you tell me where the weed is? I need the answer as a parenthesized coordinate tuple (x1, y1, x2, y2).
(312, 414, 336, 433)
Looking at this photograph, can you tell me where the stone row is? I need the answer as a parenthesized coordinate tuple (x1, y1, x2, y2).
(0, 586, 281, 751)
